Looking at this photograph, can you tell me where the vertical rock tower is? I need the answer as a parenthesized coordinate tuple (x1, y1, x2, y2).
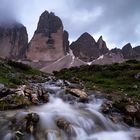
(0, 23, 28, 59)
(26, 11, 67, 62)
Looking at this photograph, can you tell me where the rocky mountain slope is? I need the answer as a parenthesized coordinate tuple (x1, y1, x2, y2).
(0, 23, 28, 59)
(41, 50, 86, 73)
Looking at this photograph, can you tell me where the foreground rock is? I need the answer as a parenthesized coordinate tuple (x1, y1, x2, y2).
(56, 118, 75, 136)
(102, 97, 140, 127)
(66, 88, 88, 102)
(0, 84, 49, 110)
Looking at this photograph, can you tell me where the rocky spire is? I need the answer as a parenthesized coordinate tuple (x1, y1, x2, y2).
(97, 36, 109, 55)
(26, 11, 67, 62)
(122, 43, 133, 59)
(35, 10, 63, 36)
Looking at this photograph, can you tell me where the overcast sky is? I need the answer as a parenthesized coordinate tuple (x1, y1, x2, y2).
(0, 0, 140, 48)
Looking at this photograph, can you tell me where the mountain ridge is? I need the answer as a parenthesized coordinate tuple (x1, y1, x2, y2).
(0, 10, 139, 73)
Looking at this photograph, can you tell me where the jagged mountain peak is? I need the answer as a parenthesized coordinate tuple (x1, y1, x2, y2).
(122, 43, 132, 49)
(76, 32, 96, 43)
(26, 10, 67, 62)
(35, 10, 63, 35)
(97, 35, 109, 54)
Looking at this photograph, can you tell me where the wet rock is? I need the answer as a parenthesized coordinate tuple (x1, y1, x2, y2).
(56, 118, 75, 136)
(0, 94, 30, 110)
(101, 101, 113, 114)
(15, 85, 26, 96)
(66, 88, 87, 100)
(11, 131, 24, 140)
(113, 97, 133, 112)
(125, 105, 137, 116)
(25, 113, 40, 134)
(42, 94, 49, 103)
(24, 88, 32, 97)
(0, 88, 15, 98)
(31, 94, 39, 104)
(109, 115, 119, 124)
(134, 133, 140, 140)
(136, 112, 140, 125)
(0, 83, 5, 90)
(124, 115, 134, 126)
(113, 97, 140, 126)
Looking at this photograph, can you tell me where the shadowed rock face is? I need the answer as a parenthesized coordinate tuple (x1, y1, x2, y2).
(133, 46, 140, 60)
(26, 11, 68, 62)
(122, 43, 140, 60)
(63, 30, 69, 54)
(35, 11, 62, 36)
(70, 33, 110, 62)
(70, 32, 100, 62)
(111, 48, 122, 54)
(122, 43, 133, 59)
(97, 36, 109, 55)
(0, 23, 28, 59)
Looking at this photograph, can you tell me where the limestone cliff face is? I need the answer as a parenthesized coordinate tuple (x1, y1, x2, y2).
(26, 11, 67, 62)
(70, 32, 100, 62)
(70, 33, 109, 62)
(97, 36, 109, 55)
(0, 24, 28, 59)
(122, 43, 140, 60)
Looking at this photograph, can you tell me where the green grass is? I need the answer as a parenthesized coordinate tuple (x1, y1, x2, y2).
(0, 59, 45, 87)
(54, 60, 140, 100)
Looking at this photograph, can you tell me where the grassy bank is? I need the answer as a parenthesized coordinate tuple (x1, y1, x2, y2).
(0, 58, 45, 87)
(54, 60, 140, 100)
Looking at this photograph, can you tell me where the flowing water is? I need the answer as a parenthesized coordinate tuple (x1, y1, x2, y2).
(0, 79, 139, 140)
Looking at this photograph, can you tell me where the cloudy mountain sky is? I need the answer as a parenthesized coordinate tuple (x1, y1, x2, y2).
(0, 0, 140, 48)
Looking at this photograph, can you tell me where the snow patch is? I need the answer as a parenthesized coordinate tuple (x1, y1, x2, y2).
(97, 55, 104, 60)
(69, 49, 75, 66)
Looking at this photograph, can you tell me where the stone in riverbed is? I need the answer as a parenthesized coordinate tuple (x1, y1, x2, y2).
(66, 88, 87, 99)
(56, 118, 76, 136)
(125, 105, 137, 116)
(101, 101, 113, 114)
(25, 113, 40, 134)
(15, 85, 26, 96)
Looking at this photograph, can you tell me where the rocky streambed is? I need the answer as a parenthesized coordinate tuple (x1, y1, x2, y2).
(0, 76, 140, 140)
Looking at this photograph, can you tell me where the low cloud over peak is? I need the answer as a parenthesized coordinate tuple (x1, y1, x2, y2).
(0, 0, 140, 48)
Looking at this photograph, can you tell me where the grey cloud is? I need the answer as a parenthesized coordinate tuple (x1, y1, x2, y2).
(0, 0, 21, 24)
(63, 0, 140, 47)
(0, 0, 139, 48)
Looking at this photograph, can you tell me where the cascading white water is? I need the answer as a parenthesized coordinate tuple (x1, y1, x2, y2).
(1, 80, 139, 140)
(31, 96, 132, 140)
